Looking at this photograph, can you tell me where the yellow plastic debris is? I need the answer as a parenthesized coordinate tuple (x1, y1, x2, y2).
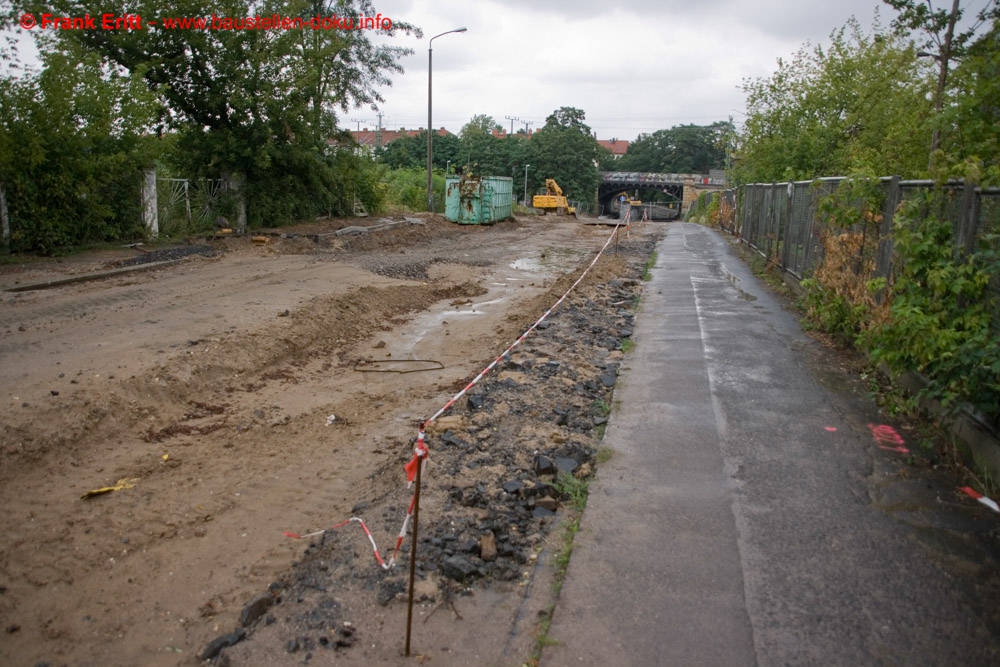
(81, 477, 139, 500)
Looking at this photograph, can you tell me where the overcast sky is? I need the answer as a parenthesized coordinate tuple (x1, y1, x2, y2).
(363, 0, 899, 140)
(5, 1, 990, 141)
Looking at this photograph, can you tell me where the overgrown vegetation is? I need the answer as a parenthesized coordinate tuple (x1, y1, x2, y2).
(737, 16, 932, 184)
(734, 1, 1000, 428)
(0, 43, 160, 253)
(797, 175, 885, 345)
(790, 175, 1000, 424)
(863, 192, 1000, 418)
(378, 167, 444, 213)
(1, 0, 416, 252)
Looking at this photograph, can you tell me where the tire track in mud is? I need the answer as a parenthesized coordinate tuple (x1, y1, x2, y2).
(0, 216, 658, 666)
(217, 234, 663, 666)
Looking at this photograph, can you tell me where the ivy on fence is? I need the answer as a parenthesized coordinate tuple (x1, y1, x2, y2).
(725, 175, 1000, 424)
(862, 190, 1000, 418)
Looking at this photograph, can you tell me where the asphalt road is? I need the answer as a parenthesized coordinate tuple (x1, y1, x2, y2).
(542, 223, 1000, 666)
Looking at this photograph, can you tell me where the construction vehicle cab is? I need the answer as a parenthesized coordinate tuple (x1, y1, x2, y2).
(532, 178, 576, 216)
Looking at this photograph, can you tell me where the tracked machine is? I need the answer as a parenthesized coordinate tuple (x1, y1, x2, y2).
(532, 178, 576, 217)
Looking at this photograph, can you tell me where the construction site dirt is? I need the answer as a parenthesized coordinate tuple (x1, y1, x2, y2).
(0, 214, 661, 666)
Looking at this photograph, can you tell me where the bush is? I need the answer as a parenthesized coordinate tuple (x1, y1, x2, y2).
(861, 192, 1000, 418)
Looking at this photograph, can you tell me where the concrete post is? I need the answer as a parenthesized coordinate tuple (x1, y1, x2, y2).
(780, 181, 794, 269)
(956, 179, 979, 258)
(226, 173, 247, 232)
(142, 168, 158, 238)
(876, 177, 901, 292)
(0, 180, 9, 249)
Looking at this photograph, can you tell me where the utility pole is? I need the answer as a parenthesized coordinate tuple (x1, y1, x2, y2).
(521, 119, 534, 135)
(504, 115, 519, 136)
(375, 111, 384, 149)
(350, 118, 367, 132)
(726, 115, 733, 186)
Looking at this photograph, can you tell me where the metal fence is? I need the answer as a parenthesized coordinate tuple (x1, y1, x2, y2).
(726, 177, 1000, 337)
(568, 199, 596, 217)
(157, 178, 234, 234)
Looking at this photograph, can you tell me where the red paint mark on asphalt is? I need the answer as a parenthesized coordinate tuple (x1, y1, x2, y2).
(825, 426, 837, 432)
(868, 423, 909, 454)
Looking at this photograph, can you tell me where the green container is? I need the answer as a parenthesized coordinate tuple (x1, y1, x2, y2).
(445, 176, 513, 225)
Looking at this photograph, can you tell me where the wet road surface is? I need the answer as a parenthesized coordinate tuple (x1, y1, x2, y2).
(543, 223, 1000, 666)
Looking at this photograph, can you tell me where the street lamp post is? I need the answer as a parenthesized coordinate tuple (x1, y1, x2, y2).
(523, 164, 530, 206)
(427, 27, 467, 212)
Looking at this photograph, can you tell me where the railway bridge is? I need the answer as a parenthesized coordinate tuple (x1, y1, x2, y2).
(599, 171, 726, 217)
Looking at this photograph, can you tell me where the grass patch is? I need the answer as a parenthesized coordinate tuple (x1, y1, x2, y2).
(620, 338, 635, 354)
(642, 251, 658, 281)
(529, 514, 584, 663)
(553, 473, 589, 512)
(595, 446, 613, 464)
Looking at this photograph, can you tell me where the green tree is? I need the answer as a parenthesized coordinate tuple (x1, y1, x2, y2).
(524, 107, 601, 203)
(456, 114, 530, 181)
(932, 16, 1000, 183)
(0, 41, 160, 252)
(459, 114, 501, 175)
(378, 130, 461, 171)
(883, 0, 995, 166)
(737, 17, 932, 183)
(462, 114, 503, 135)
(23, 0, 419, 226)
(618, 122, 731, 174)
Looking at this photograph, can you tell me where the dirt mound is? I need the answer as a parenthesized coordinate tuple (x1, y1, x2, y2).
(214, 242, 655, 665)
(0, 216, 662, 666)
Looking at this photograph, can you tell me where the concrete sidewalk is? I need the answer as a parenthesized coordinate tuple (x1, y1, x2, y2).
(541, 223, 999, 666)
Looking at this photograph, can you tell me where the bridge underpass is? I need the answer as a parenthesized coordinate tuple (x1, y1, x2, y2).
(599, 171, 725, 219)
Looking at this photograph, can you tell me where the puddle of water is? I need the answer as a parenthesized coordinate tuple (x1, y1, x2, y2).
(400, 247, 581, 353)
(722, 266, 757, 301)
(509, 247, 583, 273)
(510, 257, 543, 271)
(450, 297, 504, 317)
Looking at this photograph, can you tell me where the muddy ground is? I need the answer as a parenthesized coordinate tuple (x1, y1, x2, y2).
(0, 214, 662, 666)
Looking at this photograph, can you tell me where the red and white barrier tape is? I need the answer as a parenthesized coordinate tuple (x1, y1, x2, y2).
(959, 486, 1000, 513)
(284, 517, 390, 569)
(289, 219, 627, 568)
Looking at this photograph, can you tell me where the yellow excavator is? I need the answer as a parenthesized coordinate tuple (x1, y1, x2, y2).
(532, 178, 576, 216)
